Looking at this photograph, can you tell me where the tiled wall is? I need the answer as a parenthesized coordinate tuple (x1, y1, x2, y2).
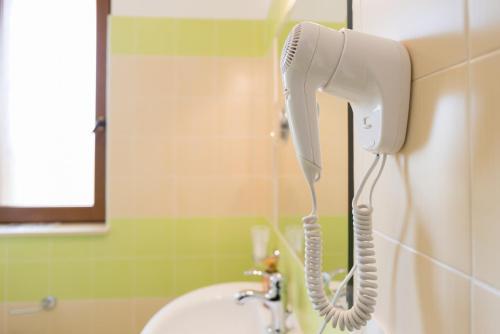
(0, 2, 351, 334)
(0, 216, 269, 334)
(353, 0, 500, 333)
(0, 18, 276, 334)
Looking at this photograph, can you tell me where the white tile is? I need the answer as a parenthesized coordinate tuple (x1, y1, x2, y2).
(470, 51, 500, 289)
(357, 0, 467, 78)
(472, 283, 500, 334)
(373, 234, 470, 334)
(469, 0, 500, 58)
(355, 65, 471, 273)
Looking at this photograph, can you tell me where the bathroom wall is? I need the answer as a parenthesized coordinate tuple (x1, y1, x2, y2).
(0, 5, 288, 334)
(353, 0, 500, 333)
(0, 1, 353, 334)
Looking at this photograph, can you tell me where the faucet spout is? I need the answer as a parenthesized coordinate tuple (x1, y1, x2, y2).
(235, 290, 267, 305)
(234, 272, 286, 333)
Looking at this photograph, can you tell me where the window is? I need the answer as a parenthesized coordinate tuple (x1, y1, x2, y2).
(0, 0, 108, 223)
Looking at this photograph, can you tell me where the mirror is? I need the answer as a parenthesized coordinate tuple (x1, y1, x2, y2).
(274, 0, 349, 275)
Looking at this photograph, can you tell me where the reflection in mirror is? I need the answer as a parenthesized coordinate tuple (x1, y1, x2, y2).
(274, 0, 348, 278)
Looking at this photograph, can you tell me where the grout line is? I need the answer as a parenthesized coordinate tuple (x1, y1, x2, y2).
(469, 46, 500, 63)
(374, 229, 470, 280)
(463, 0, 475, 331)
(473, 278, 500, 297)
(412, 60, 468, 82)
(469, 47, 500, 62)
(374, 229, 500, 296)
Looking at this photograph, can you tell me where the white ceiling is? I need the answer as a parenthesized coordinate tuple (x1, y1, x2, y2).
(290, 0, 346, 23)
(111, 0, 273, 19)
(111, 0, 345, 22)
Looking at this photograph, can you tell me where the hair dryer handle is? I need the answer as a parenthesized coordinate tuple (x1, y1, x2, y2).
(284, 79, 322, 183)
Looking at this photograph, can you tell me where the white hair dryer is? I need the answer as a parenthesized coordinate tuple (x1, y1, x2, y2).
(281, 22, 411, 332)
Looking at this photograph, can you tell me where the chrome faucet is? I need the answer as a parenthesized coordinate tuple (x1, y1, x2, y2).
(235, 269, 286, 333)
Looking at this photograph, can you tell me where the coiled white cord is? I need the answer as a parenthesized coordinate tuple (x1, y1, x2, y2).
(303, 153, 386, 332)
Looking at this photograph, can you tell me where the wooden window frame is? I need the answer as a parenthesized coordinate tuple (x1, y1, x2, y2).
(0, 0, 109, 223)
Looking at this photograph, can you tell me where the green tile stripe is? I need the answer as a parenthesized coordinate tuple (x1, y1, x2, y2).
(0, 217, 268, 301)
(110, 0, 297, 56)
(110, 17, 274, 57)
(0, 216, 347, 334)
(110, 17, 346, 56)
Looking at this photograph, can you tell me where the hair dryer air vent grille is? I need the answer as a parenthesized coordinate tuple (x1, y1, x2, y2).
(281, 24, 302, 74)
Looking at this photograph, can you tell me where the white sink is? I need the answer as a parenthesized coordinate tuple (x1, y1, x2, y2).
(141, 282, 302, 334)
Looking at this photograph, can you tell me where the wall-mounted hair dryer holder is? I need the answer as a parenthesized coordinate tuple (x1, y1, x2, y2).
(282, 22, 410, 182)
(281, 22, 411, 332)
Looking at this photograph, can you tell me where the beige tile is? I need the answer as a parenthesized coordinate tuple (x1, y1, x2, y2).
(215, 96, 273, 139)
(316, 178, 348, 217)
(175, 137, 216, 177)
(215, 58, 255, 99)
(355, 65, 470, 273)
(108, 56, 140, 115)
(211, 176, 272, 217)
(249, 57, 273, 100)
(470, 52, 500, 289)
(107, 135, 135, 180)
(277, 140, 303, 177)
(469, 0, 500, 58)
(108, 82, 139, 140)
(278, 176, 312, 216)
(176, 176, 214, 217)
(374, 234, 470, 334)
(133, 298, 170, 333)
(175, 96, 217, 138)
(90, 299, 135, 334)
(250, 97, 274, 137)
(132, 175, 176, 218)
(5, 302, 51, 334)
(134, 56, 178, 99)
(213, 137, 273, 177)
(133, 97, 177, 139)
(107, 174, 138, 220)
(176, 57, 217, 98)
(214, 57, 272, 98)
(472, 283, 500, 334)
(250, 137, 274, 177)
(357, 0, 467, 78)
(110, 56, 178, 139)
(47, 300, 92, 334)
(253, 178, 273, 219)
(0, 303, 5, 334)
(131, 133, 176, 177)
(213, 138, 253, 176)
(106, 135, 135, 217)
(214, 96, 254, 138)
(108, 135, 176, 218)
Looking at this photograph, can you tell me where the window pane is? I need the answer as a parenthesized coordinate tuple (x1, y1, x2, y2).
(0, 0, 96, 207)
